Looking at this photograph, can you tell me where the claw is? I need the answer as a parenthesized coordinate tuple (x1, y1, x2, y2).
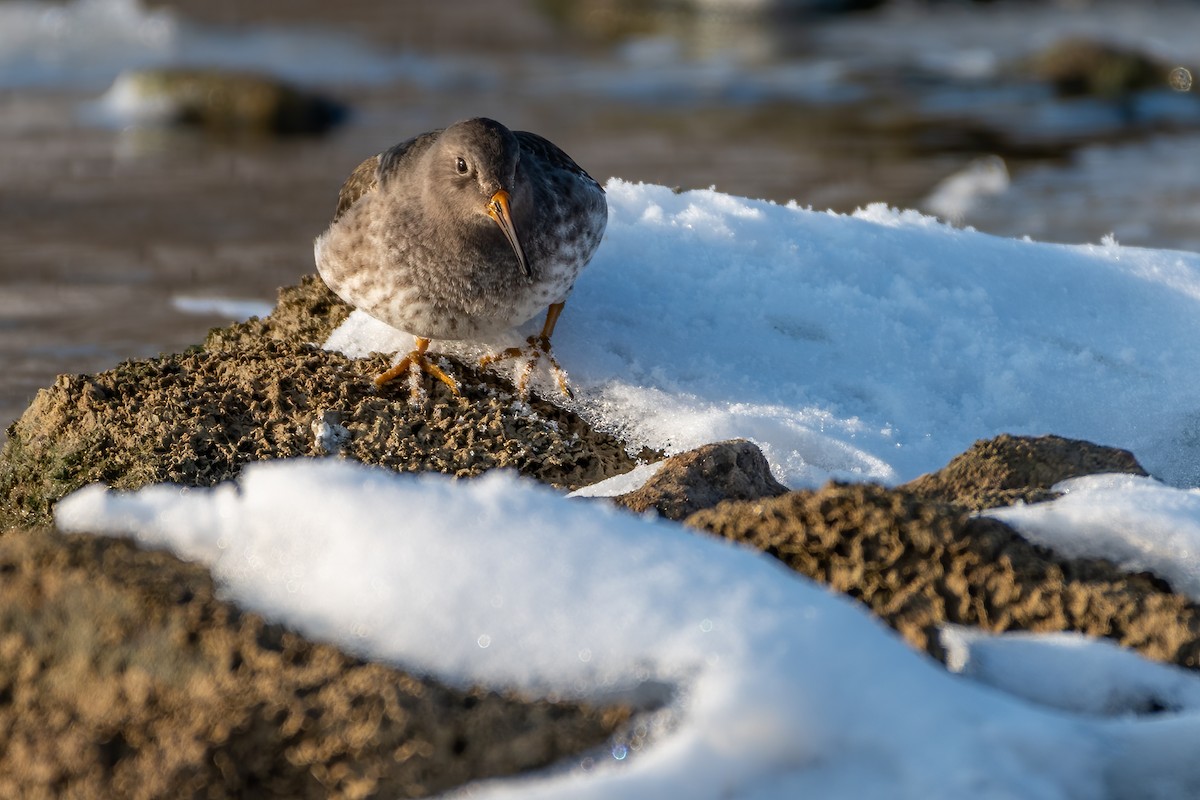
(481, 335, 573, 398)
(375, 337, 460, 397)
(480, 302, 574, 398)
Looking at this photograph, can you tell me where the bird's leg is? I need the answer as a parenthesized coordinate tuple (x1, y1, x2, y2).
(480, 302, 573, 398)
(535, 302, 573, 397)
(375, 336, 460, 396)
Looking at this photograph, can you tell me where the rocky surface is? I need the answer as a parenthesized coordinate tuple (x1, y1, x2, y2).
(2, 276, 1198, 797)
(613, 439, 788, 521)
(901, 433, 1148, 511)
(0, 526, 628, 800)
(686, 481, 1200, 669)
(0, 278, 641, 531)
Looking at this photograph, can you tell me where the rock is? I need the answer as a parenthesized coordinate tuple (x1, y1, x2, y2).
(100, 68, 348, 136)
(686, 482, 1200, 669)
(0, 526, 628, 799)
(1024, 37, 1170, 99)
(0, 278, 640, 529)
(613, 439, 787, 520)
(679, 0, 886, 13)
(204, 275, 351, 351)
(901, 433, 1148, 511)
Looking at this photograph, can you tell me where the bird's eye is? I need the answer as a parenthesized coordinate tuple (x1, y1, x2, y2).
(455, 157, 468, 175)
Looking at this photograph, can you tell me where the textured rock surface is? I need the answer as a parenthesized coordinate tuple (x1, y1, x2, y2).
(687, 481, 1200, 668)
(0, 526, 629, 800)
(0, 278, 640, 530)
(901, 433, 1148, 511)
(203, 274, 351, 351)
(613, 439, 788, 520)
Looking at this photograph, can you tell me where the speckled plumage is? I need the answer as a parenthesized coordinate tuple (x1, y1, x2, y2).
(314, 118, 606, 348)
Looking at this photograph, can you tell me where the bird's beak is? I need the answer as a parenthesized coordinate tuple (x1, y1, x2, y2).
(487, 189, 531, 279)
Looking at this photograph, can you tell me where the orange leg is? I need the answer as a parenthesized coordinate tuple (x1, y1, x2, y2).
(375, 337, 460, 396)
(480, 302, 573, 398)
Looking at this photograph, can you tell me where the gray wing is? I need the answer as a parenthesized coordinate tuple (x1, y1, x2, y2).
(330, 154, 380, 225)
(330, 130, 441, 225)
(515, 131, 603, 193)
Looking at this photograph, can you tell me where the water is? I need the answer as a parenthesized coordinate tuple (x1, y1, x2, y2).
(3, 0, 1200, 439)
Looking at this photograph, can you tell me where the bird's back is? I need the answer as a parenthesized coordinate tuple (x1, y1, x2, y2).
(328, 130, 441, 226)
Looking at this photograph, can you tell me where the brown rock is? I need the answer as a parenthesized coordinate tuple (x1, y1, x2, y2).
(686, 482, 1200, 669)
(902, 433, 1147, 511)
(1025, 37, 1169, 98)
(203, 274, 351, 351)
(106, 68, 347, 136)
(0, 278, 639, 529)
(0, 526, 629, 800)
(613, 439, 788, 521)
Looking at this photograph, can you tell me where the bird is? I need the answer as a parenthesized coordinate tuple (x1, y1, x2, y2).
(313, 117, 607, 398)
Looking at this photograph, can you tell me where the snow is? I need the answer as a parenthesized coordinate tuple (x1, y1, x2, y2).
(170, 295, 274, 321)
(941, 625, 1200, 717)
(54, 458, 1200, 798)
(567, 462, 665, 499)
(988, 474, 1200, 602)
(52, 178, 1200, 797)
(922, 154, 1010, 224)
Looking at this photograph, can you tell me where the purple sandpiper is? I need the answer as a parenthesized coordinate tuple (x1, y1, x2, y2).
(314, 117, 607, 396)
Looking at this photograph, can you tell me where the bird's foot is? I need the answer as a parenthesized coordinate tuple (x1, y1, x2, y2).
(480, 334, 573, 398)
(375, 345, 460, 398)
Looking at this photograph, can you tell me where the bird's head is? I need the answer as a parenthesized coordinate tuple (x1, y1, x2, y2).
(434, 117, 530, 279)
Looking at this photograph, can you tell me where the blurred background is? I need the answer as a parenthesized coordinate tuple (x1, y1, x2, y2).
(2, 0, 1200, 438)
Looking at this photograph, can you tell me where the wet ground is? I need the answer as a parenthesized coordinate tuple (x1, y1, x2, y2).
(3, 0, 1200, 440)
